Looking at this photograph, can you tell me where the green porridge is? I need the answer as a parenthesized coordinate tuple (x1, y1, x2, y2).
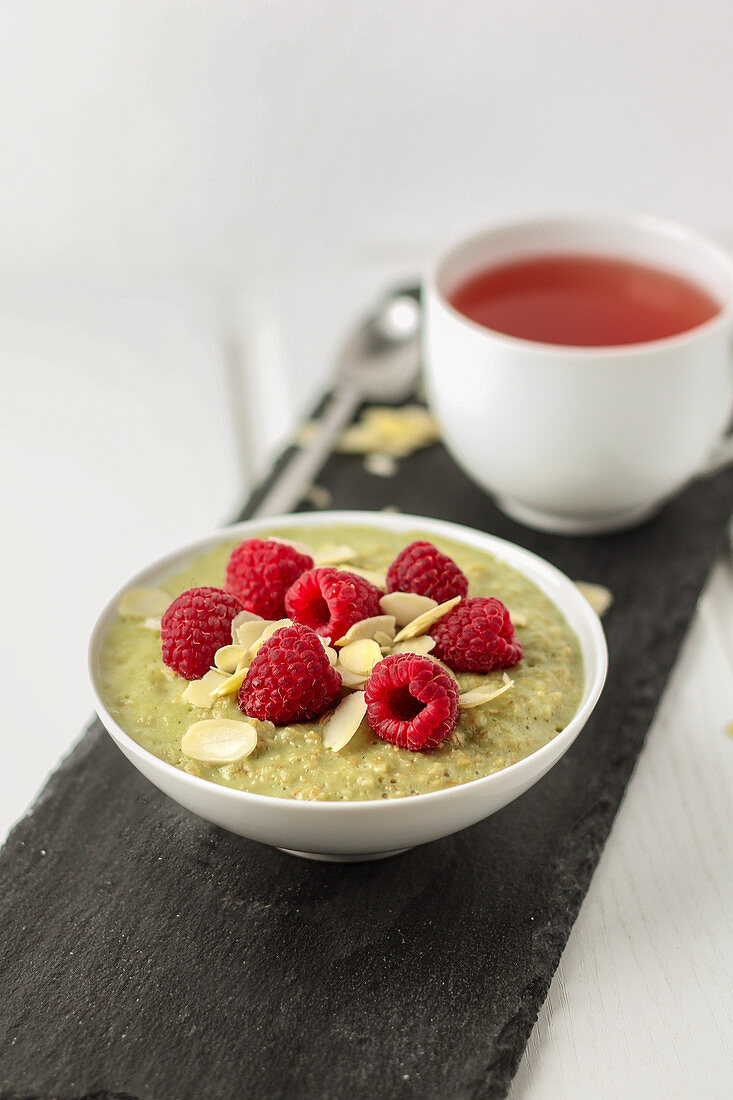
(99, 526, 584, 801)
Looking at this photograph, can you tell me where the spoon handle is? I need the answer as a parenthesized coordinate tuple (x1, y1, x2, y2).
(253, 381, 362, 518)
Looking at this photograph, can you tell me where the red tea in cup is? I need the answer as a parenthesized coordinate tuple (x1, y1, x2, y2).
(448, 253, 721, 347)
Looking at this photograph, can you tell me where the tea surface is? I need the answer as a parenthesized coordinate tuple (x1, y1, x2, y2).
(449, 253, 720, 346)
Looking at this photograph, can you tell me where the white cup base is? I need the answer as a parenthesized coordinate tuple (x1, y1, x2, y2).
(494, 493, 660, 536)
(278, 847, 412, 862)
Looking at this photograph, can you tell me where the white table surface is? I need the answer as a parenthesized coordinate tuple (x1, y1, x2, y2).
(1, 285, 731, 1100)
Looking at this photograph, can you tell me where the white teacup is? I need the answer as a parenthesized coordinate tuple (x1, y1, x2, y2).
(424, 213, 733, 534)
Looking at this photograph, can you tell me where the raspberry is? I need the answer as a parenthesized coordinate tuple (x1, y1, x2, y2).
(430, 596, 523, 673)
(225, 538, 313, 619)
(161, 586, 243, 680)
(364, 653, 459, 751)
(285, 566, 382, 643)
(386, 540, 468, 602)
(238, 623, 341, 725)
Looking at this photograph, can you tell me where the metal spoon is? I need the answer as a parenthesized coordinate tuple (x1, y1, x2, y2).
(253, 286, 421, 518)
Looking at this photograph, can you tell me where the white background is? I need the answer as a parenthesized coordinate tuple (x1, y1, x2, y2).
(1, 3, 732, 1097)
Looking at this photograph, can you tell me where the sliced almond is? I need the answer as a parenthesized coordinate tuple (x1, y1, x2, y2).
(231, 609, 264, 643)
(141, 617, 162, 631)
(459, 676, 514, 709)
(235, 619, 269, 650)
(575, 581, 613, 617)
(246, 618, 292, 660)
(392, 596, 461, 643)
(270, 536, 315, 558)
(181, 718, 258, 763)
(334, 615, 397, 647)
(337, 666, 369, 689)
(313, 544, 358, 565)
(335, 564, 387, 590)
(297, 420, 319, 446)
(182, 668, 229, 708)
(214, 644, 246, 674)
(304, 484, 332, 510)
(322, 691, 367, 752)
(212, 665, 250, 698)
(374, 631, 396, 649)
(118, 587, 170, 619)
(379, 591, 437, 627)
(390, 635, 437, 656)
(338, 639, 383, 677)
(509, 611, 528, 628)
(337, 405, 439, 458)
(317, 635, 338, 666)
(363, 452, 398, 478)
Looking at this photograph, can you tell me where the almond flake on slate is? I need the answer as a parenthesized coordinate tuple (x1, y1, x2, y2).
(182, 668, 228, 708)
(459, 675, 514, 709)
(304, 484, 333, 509)
(392, 596, 461, 643)
(212, 665, 250, 698)
(118, 587, 171, 619)
(235, 619, 269, 651)
(214, 645, 246, 674)
(141, 618, 162, 631)
(313, 544, 358, 565)
(337, 405, 440, 458)
(322, 691, 367, 752)
(335, 614, 397, 646)
(379, 591, 438, 627)
(181, 718, 258, 763)
(335, 564, 387, 590)
(337, 666, 369, 689)
(338, 639, 383, 677)
(575, 581, 613, 617)
(390, 635, 437, 656)
(363, 452, 399, 478)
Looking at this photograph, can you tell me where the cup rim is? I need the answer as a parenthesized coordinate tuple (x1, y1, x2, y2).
(426, 210, 733, 357)
(88, 510, 608, 817)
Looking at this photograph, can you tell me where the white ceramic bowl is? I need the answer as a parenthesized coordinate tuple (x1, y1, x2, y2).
(89, 511, 608, 861)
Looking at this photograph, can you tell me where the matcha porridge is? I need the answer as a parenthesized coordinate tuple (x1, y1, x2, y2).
(99, 526, 584, 801)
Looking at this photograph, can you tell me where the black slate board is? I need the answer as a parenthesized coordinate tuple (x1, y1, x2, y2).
(1, 430, 732, 1100)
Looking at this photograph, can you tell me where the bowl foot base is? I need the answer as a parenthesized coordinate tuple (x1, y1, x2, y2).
(494, 493, 659, 535)
(278, 847, 411, 862)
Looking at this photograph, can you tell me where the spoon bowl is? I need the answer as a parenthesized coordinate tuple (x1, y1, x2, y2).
(254, 286, 421, 517)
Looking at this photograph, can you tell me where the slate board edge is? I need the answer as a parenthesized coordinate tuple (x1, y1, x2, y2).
(472, 713, 651, 1099)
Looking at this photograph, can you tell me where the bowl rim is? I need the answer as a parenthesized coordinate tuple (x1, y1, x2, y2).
(89, 510, 608, 815)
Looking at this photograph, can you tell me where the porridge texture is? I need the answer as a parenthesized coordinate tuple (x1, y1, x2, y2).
(99, 526, 584, 801)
